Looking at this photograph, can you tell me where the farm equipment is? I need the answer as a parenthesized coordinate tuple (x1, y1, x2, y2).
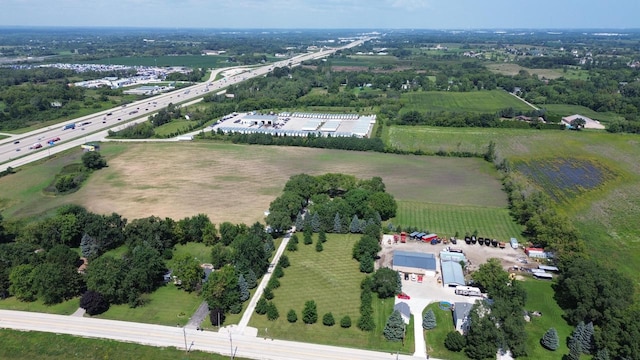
(491, 239, 499, 247)
(499, 242, 506, 249)
(400, 232, 407, 243)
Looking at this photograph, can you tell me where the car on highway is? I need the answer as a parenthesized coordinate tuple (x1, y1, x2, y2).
(81, 121, 91, 126)
(13, 140, 19, 144)
(397, 293, 411, 300)
(29, 143, 42, 150)
(15, 148, 20, 152)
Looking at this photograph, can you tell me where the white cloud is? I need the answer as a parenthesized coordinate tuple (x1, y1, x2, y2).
(387, 0, 430, 10)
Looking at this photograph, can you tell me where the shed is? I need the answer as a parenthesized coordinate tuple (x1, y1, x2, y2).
(441, 259, 465, 287)
(394, 301, 411, 325)
(510, 237, 519, 249)
(392, 251, 437, 277)
(453, 302, 473, 334)
(538, 265, 559, 272)
(533, 272, 553, 280)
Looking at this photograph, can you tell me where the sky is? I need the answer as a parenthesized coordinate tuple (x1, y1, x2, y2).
(1, 0, 639, 29)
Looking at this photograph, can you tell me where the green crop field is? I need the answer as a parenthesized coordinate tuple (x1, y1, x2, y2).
(249, 233, 415, 354)
(0, 329, 249, 360)
(541, 104, 625, 123)
(393, 201, 523, 241)
(400, 90, 533, 114)
(385, 125, 640, 289)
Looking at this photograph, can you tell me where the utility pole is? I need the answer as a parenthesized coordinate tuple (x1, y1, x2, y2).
(229, 332, 233, 360)
(183, 327, 188, 353)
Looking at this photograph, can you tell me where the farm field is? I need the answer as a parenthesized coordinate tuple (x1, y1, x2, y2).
(0, 329, 248, 360)
(400, 90, 532, 114)
(384, 125, 640, 289)
(541, 103, 625, 123)
(0, 142, 507, 224)
(394, 201, 522, 241)
(249, 233, 415, 354)
(486, 62, 589, 80)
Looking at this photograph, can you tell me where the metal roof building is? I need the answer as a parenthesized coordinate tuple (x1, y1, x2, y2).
(392, 251, 437, 277)
(441, 259, 465, 287)
(453, 302, 473, 334)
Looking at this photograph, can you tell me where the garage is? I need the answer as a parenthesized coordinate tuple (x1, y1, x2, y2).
(392, 250, 438, 279)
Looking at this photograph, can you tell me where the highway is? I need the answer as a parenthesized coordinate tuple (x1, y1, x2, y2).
(0, 38, 369, 172)
(0, 309, 420, 360)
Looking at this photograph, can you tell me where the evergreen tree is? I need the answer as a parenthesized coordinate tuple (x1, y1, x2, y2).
(323, 312, 335, 326)
(316, 237, 323, 252)
(333, 213, 342, 233)
(570, 322, 585, 354)
(255, 297, 268, 315)
(593, 348, 610, 360)
(359, 254, 374, 273)
(540, 328, 559, 351)
(383, 310, 405, 341)
(359, 219, 367, 233)
(245, 269, 257, 289)
(582, 322, 595, 354)
(303, 231, 313, 245)
(566, 335, 582, 360)
(303, 300, 318, 324)
(267, 276, 280, 289)
(311, 212, 321, 232)
(278, 254, 290, 268)
(287, 309, 297, 323)
(340, 315, 352, 328)
(266, 302, 279, 321)
(273, 265, 284, 278)
(445, 331, 466, 352)
(287, 239, 298, 251)
(318, 230, 327, 243)
(238, 274, 250, 301)
(350, 215, 360, 233)
(341, 215, 350, 233)
(263, 287, 274, 300)
(357, 313, 375, 331)
(294, 213, 304, 231)
(290, 234, 299, 244)
(423, 309, 437, 330)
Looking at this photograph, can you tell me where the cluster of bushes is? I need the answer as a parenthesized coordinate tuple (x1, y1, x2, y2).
(47, 152, 107, 194)
(395, 110, 565, 130)
(266, 173, 396, 237)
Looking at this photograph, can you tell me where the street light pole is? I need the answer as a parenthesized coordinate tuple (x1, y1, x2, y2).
(183, 327, 188, 354)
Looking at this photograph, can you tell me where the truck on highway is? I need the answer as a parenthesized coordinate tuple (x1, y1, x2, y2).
(176, 135, 194, 141)
(62, 123, 76, 130)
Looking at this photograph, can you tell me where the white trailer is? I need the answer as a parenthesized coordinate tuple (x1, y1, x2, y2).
(455, 285, 482, 297)
(176, 135, 193, 141)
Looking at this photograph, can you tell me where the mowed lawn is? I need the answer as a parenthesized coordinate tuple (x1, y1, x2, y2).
(92, 285, 202, 326)
(423, 302, 468, 360)
(394, 201, 523, 241)
(0, 297, 79, 315)
(249, 233, 414, 354)
(541, 104, 625, 123)
(400, 90, 532, 114)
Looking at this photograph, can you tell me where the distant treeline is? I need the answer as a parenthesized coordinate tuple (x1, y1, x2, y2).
(395, 109, 565, 130)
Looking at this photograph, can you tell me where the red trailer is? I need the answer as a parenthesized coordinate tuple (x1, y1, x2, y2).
(393, 234, 399, 244)
(400, 232, 407, 243)
(421, 233, 438, 243)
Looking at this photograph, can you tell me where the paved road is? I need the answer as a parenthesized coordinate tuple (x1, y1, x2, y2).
(0, 309, 426, 360)
(0, 37, 370, 172)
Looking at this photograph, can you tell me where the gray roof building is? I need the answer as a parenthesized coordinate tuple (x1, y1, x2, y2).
(392, 251, 437, 272)
(441, 259, 465, 287)
(453, 302, 473, 333)
(394, 302, 411, 324)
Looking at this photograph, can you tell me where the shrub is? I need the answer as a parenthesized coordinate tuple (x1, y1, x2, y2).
(445, 331, 466, 352)
(340, 315, 352, 328)
(80, 290, 109, 316)
(263, 287, 274, 300)
(274, 265, 284, 278)
(278, 255, 290, 268)
(303, 300, 318, 324)
(323, 312, 335, 326)
(255, 297, 268, 315)
(266, 302, 279, 321)
(287, 309, 298, 323)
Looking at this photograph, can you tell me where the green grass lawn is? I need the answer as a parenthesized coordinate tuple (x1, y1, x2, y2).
(542, 104, 625, 123)
(400, 90, 532, 114)
(170, 242, 213, 266)
(424, 302, 468, 360)
(393, 201, 523, 241)
(520, 279, 573, 359)
(249, 233, 414, 354)
(92, 285, 202, 326)
(154, 120, 197, 137)
(0, 329, 249, 360)
(0, 297, 79, 315)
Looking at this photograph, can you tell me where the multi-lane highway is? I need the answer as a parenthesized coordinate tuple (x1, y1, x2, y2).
(0, 37, 369, 172)
(0, 310, 421, 360)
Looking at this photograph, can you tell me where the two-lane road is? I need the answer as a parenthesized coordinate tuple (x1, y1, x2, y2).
(0, 310, 420, 360)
